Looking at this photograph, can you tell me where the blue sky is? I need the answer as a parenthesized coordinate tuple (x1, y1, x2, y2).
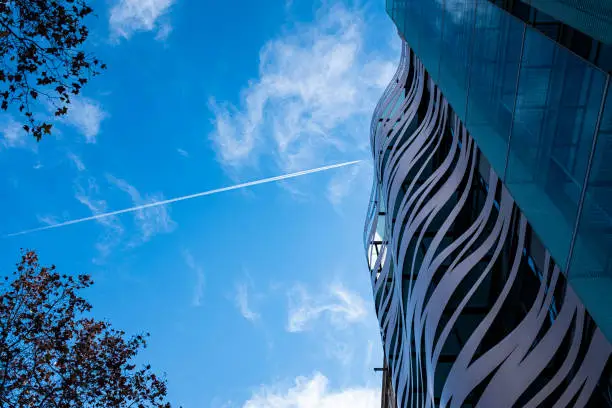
(0, 0, 398, 406)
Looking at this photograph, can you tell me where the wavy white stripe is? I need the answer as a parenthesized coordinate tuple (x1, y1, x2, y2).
(364, 42, 612, 408)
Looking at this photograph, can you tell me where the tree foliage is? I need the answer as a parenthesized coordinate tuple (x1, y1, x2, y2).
(0, 0, 105, 140)
(0, 250, 172, 407)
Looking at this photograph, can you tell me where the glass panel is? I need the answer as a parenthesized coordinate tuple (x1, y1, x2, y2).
(398, 0, 422, 55)
(528, 0, 612, 44)
(568, 82, 612, 342)
(569, 85, 612, 279)
(506, 27, 607, 270)
(438, 0, 476, 118)
(392, 3, 405, 41)
(465, 1, 524, 174)
(418, 0, 445, 82)
(377, 214, 386, 240)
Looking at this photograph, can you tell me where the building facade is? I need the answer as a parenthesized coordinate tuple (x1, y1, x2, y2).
(365, 1, 612, 406)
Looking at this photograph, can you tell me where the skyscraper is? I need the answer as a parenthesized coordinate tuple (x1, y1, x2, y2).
(365, 1, 612, 406)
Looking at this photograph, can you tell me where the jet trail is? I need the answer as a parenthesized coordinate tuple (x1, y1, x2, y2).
(5, 160, 362, 238)
(4, 160, 361, 238)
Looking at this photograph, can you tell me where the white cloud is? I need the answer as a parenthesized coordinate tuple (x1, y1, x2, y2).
(74, 177, 124, 260)
(110, 0, 175, 40)
(183, 249, 205, 307)
(73, 175, 173, 260)
(209, 4, 397, 173)
(155, 22, 173, 42)
(64, 97, 107, 143)
(37, 214, 59, 226)
(177, 148, 189, 157)
(287, 283, 367, 333)
(106, 174, 176, 244)
(242, 372, 379, 408)
(283, 279, 382, 369)
(277, 180, 310, 201)
(326, 161, 371, 209)
(67, 152, 86, 172)
(75, 178, 121, 230)
(0, 115, 27, 149)
(235, 282, 260, 322)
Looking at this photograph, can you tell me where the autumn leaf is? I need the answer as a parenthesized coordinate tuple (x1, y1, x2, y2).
(0, 1, 105, 141)
(0, 250, 174, 407)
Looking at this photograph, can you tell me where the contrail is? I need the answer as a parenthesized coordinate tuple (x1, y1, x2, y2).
(5, 160, 362, 238)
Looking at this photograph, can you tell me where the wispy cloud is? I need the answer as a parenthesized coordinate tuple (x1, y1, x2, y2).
(109, 0, 175, 41)
(106, 175, 176, 244)
(36, 214, 59, 226)
(155, 22, 173, 42)
(176, 148, 189, 158)
(242, 372, 379, 408)
(209, 4, 396, 174)
(0, 115, 28, 149)
(326, 161, 371, 209)
(75, 178, 121, 231)
(71, 174, 173, 260)
(282, 275, 383, 372)
(234, 281, 259, 322)
(67, 152, 86, 172)
(63, 97, 107, 143)
(183, 249, 205, 307)
(287, 283, 367, 333)
(74, 177, 124, 260)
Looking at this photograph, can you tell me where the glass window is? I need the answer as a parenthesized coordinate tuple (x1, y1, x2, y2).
(438, 0, 476, 118)
(569, 83, 612, 281)
(419, 0, 445, 82)
(505, 27, 607, 269)
(392, 2, 405, 43)
(398, 0, 423, 56)
(465, 1, 524, 175)
(566, 75, 612, 343)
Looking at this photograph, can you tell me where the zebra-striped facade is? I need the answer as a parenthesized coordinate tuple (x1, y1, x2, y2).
(365, 42, 612, 408)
